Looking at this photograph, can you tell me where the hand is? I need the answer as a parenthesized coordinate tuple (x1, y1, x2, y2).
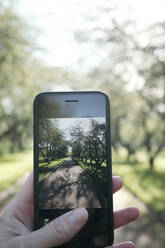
(0, 172, 139, 248)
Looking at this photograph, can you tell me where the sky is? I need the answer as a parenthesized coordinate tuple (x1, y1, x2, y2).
(16, 0, 165, 69)
(54, 117, 104, 141)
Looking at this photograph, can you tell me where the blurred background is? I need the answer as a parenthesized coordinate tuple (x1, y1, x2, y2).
(0, 0, 164, 247)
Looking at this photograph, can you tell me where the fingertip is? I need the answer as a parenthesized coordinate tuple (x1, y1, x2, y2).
(27, 208, 88, 247)
(127, 241, 136, 248)
(114, 206, 140, 229)
(121, 241, 135, 248)
(113, 176, 123, 181)
(112, 176, 123, 193)
(106, 241, 135, 248)
(124, 206, 140, 222)
(128, 206, 140, 219)
(68, 207, 88, 227)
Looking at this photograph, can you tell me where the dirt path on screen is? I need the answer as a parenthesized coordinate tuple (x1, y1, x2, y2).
(39, 158, 105, 209)
(1, 169, 165, 248)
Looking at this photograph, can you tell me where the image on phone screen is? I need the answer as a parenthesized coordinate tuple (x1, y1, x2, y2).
(34, 92, 113, 248)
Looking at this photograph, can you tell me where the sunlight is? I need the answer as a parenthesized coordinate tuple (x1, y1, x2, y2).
(16, 0, 165, 67)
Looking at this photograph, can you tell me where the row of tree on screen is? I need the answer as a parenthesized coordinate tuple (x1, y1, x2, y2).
(70, 120, 106, 168)
(39, 119, 106, 175)
(0, 0, 164, 170)
(38, 120, 68, 162)
(70, 120, 107, 180)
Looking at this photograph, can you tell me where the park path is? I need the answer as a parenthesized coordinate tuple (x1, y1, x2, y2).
(113, 186, 165, 248)
(0, 174, 29, 213)
(39, 158, 102, 209)
(1, 173, 165, 247)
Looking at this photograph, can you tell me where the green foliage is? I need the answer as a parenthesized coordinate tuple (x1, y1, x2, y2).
(70, 119, 107, 181)
(0, 0, 164, 173)
(39, 157, 68, 181)
(0, 3, 37, 150)
(39, 119, 68, 162)
(113, 151, 165, 221)
(0, 150, 32, 191)
(73, 11, 165, 169)
(0, 2, 70, 153)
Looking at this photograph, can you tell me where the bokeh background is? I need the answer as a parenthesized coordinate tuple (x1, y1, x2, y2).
(0, 0, 165, 247)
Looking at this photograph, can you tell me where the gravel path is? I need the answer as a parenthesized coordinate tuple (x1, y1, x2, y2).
(113, 187, 165, 248)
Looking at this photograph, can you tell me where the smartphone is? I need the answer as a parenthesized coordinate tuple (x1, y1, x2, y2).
(34, 91, 114, 247)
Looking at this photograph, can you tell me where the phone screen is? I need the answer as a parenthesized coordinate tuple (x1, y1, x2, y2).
(34, 92, 113, 248)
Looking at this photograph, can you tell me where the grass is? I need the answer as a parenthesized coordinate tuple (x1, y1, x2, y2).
(0, 151, 68, 192)
(39, 157, 68, 180)
(1, 148, 165, 222)
(0, 150, 32, 192)
(39, 157, 68, 168)
(112, 151, 165, 221)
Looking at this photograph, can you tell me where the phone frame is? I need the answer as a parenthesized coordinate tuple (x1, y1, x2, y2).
(33, 91, 114, 245)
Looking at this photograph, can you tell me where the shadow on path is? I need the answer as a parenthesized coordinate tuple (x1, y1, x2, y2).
(39, 158, 106, 209)
(1, 169, 165, 248)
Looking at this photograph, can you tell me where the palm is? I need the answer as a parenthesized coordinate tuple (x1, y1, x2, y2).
(11, 201, 33, 234)
(0, 173, 139, 248)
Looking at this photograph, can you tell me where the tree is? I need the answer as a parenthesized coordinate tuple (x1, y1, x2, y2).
(136, 27, 165, 169)
(70, 123, 85, 163)
(70, 119, 106, 171)
(0, 1, 75, 153)
(73, 5, 165, 169)
(38, 119, 68, 162)
(131, 22, 165, 169)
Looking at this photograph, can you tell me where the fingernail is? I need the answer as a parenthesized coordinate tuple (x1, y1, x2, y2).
(68, 208, 88, 226)
(126, 241, 135, 248)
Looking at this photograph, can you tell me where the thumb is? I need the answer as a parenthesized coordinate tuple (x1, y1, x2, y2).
(15, 208, 88, 248)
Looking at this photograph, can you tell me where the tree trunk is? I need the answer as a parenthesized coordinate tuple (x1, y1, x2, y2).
(127, 150, 131, 161)
(149, 157, 154, 171)
(18, 137, 24, 150)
